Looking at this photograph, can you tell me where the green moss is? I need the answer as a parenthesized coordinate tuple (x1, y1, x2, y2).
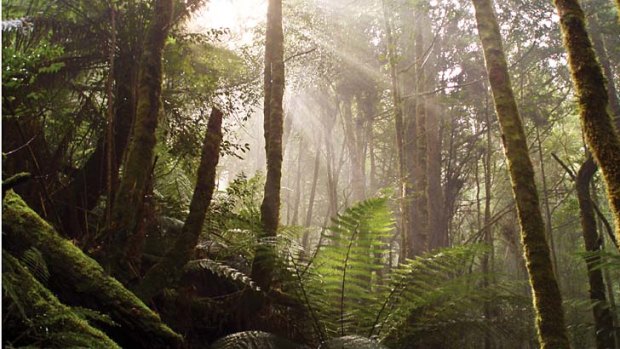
(554, 0, 620, 247)
(3, 191, 183, 349)
(3, 251, 120, 348)
(471, 0, 571, 347)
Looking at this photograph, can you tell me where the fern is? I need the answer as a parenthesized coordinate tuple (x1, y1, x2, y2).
(210, 330, 308, 349)
(21, 247, 50, 283)
(304, 197, 394, 337)
(319, 335, 389, 349)
(185, 258, 261, 292)
(2, 17, 32, 32)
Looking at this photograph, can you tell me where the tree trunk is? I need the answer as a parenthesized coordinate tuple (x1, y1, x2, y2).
(292, 137, 304, 225)
(136, 108, 223, 301)
(471, 0, 571, 346)
(576, 157, 616, 349)
(2, 191, 183, 349)
(553, 0, 620, 246)
(305, 145, 321, 228)
(251, 0, 285, 290)
(411, 21, 430, 257)
(53, 37, 139, 241)
(427, 100, 445, 250)
(381, 0, 408, 258)
(106, 0, 174, 281)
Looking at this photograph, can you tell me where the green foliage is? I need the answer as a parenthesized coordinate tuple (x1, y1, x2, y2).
(285, 198, 531, 348)
(318, 336, 389, 349)
(2, 251, 120, 348)
(210, 331, 308, 349)
(303, 197, 394, 337)
(185, 258, 262, 292)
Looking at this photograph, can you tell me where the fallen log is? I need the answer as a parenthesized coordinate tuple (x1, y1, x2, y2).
(3, 250, 120, 348)
(2, 191, 183, 349)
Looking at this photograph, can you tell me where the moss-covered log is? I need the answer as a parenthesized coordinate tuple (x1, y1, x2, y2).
(3, 251, 120, 349)
(553, 0, 620, 246)
(2, 191, 183, 349)
(137, 107, 224, 301)
(470, 0, 571, 346)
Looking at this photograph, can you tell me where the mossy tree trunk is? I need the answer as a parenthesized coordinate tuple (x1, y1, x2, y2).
(2, 251, 121, 349)
(576, 157, 617, 349)
(251, 0, 285, 290)
(2, 191, 183, 348)
(136, 108, 224, 301)
(553, 0, 620, 245)
(53, 45, 139, 241)
(106, 0, 174, 282)
(381, 0, 409, 259)
(470, 0, 571, 347)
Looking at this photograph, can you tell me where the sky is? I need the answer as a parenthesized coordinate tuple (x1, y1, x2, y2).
(189, 0, 268, 47)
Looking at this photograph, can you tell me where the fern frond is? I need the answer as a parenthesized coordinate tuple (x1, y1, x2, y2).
(21, 247, 49, 283)
(303, 197, 395, 337)
(210, 331, 308, 349)
(319, 335, 390, 349)
(2, 17, 32, 32)
(185, 258, 261, 292)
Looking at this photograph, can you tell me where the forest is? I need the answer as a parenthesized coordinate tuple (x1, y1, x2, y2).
(2, 0, 620, 347)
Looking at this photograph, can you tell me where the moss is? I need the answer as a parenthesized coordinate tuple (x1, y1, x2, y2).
(106, 0, 175, 281)
(3, 251, 120, 348)
(554, 0, 620, 247)
(576, 158, 616, 349)
(3, 191, 183, 349)
(471, 0, 571, 347)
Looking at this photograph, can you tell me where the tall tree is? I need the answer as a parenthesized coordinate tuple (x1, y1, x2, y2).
(576, 157, 616, 349)
(470, 0, 571, 346)
(251, 0, 285, 290)
(553, 0, 620, 244)
(106, 0, 174, 281)
(137, 108, 223, 301)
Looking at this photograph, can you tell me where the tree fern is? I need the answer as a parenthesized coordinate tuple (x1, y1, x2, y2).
(304, 197, 394, 337)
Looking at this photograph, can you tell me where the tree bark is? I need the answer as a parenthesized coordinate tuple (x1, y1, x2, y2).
(553, 0, 620, 246)
(106, 0, 174, 281)
(381, 0, 409, 258)
(251, 0, 285, 290)
(576, 157, 616, 349)
(2, 191, 183, 349)
(471, 0, 571, 346)
(137, 108, 223, 301)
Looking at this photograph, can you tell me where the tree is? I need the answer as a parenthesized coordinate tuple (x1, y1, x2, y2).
(105, 0, 174, 282)
(137, 107, 224, 301)
(251, 0, 286, 290)
(576, 158, 616, 349)
(470, 0, 571, 346)
(553, 0, 620, 245)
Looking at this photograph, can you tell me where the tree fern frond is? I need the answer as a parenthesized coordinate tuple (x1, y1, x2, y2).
(319, 335, 390, 349)
(210, 331, 308, 349)
(2, 17, 32, 32)
(21, 247, 49, 283)
(185, 258, 261, 292)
